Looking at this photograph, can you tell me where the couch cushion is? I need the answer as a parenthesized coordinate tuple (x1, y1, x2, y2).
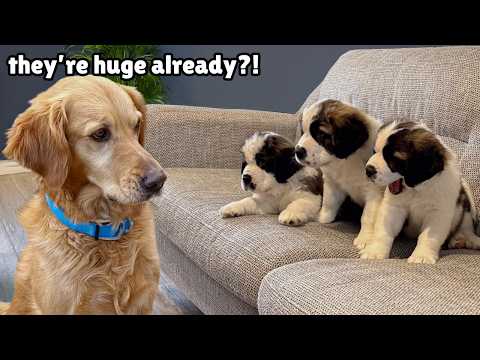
(145, 105, 297, 169)
(152, 167, 416, 307)
(299, 46, 480, 210)
(258, 250, 480, 315)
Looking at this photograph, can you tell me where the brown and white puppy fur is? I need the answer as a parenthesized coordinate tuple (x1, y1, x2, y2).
(296, 99, 383, 249)
(361, 121, 480, 264)
(220, 132, 322, 226)
(0, 75, 165, 314)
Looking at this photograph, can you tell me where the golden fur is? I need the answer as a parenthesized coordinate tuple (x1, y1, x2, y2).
(2, 75, 164, 314)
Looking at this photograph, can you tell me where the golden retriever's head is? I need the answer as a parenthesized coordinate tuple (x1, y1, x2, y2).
(3, 75, 166, 205)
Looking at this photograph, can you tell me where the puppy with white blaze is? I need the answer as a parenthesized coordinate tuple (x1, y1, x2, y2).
(295, 99, 383, 249)
(220, 132, 322, 226)
(361, 121, 480, 264)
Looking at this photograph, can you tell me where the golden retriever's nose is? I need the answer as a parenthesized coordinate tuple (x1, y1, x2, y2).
(141, 168, 167, 194)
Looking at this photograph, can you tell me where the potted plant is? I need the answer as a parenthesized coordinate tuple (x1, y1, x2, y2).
(65, 45, 167, 104)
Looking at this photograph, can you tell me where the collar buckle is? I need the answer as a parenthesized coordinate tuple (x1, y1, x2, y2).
(94, 223, 100, 240)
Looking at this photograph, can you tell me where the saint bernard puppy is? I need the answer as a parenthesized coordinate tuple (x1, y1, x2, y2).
(220, 132, 322, 226)
(361, 121, 480, 264)
(295, 99, 383, 249)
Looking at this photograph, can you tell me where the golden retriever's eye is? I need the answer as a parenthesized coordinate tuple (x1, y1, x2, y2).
(91, 128, 111, 142)
(134, 120, 141, 132)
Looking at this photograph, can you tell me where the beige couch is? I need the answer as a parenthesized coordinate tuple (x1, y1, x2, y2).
(146, 46, 480, 315)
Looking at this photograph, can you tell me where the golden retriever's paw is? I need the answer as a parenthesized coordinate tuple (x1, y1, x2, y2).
(279, 209, 308, 227)
(219, 202, 245, 218)
(359, 243, 390, 260)
(319, 208, 336, 224)
(407, 248, 439, 264)
(353, 232, 371, 250)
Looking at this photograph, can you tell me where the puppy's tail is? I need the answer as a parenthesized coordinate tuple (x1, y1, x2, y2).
(0, 302, 10, 314)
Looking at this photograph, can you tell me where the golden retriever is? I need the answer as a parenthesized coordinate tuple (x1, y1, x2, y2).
(1, 75, 165, 314)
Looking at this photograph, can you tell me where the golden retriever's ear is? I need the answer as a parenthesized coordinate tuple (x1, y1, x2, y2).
(121, 85, 147, 146)
(2, 100, 70, 190)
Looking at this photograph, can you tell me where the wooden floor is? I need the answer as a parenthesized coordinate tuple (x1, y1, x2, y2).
(0, 161, 202, 315)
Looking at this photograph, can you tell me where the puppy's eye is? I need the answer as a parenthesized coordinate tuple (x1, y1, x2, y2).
(91, 128, 111, 142)
(319, 131, 332, 142)
(134, 120, 141, 132)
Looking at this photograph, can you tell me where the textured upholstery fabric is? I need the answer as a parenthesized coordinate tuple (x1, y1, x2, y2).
(151, 167, 416, 307)
(299, 46, 480, 209)
(258, 251, 480, 315)
(156, 229, 257, 315)
(145, 105, 297, 169)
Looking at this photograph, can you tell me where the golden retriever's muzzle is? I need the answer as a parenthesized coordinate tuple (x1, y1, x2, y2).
(112, 139, 167, 204)
(120, 156, 167, 203)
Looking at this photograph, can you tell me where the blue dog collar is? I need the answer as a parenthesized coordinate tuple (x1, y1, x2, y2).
(45, 194, 133, 241)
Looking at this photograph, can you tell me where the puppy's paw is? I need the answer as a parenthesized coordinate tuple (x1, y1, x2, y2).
(279, 209, 308, 227)
(353, 232, 371, 250)
(448, 235, 466, 249)
(407, 248, 439, 264)
(219, 202, 244, 218)
(319, 208, 336, 224)
(359, 243, 390, 260)
(449, 233, 480, 250)
(465, 236, 480, 250)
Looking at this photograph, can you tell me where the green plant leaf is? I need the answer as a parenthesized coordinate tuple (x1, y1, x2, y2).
(66, 44, 167, 104)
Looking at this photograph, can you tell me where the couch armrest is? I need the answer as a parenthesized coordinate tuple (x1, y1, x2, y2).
(144, 105, 298, 169)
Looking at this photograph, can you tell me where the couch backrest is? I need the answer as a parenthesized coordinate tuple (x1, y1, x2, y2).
(299, 46, 480, 208)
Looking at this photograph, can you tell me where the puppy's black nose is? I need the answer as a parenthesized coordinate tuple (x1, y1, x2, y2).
(141, 168, 167, 193)
(295, 146, 307, 160)
(242, 174, 252, 186)
(365, 165, 377, 178)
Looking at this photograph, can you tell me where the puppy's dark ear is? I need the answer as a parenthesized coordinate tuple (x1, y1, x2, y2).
(273, 147, 303, 183)
(266, 134, 293, 153)
(264, 135, 281, 157)
(121, 85, 147, 146)
(3, 99, 70, 190)
(331, 115, 369, 159)
(403, 143, 445, 187)
(265, 134, 278, 149)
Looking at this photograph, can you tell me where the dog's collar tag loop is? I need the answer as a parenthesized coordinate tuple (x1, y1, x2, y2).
(45, 194, 133, 241)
